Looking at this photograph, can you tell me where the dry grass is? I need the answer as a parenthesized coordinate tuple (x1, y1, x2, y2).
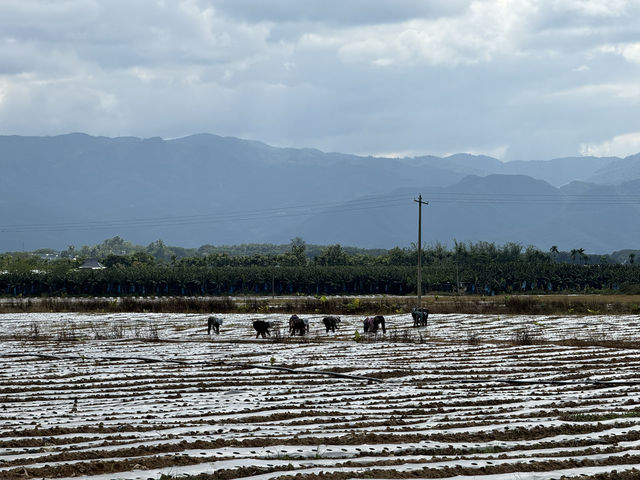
(1, 293, 639, 315)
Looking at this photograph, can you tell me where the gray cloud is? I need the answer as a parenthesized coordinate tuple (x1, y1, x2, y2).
(209, 0, 470, 26)
(1, 0, 640, 160)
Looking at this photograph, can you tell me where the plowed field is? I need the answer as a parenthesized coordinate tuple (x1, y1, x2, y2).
(2, 311, 640, 480)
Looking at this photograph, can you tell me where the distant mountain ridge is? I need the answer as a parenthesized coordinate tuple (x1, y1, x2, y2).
(1, 133, 639, 252)
(283, 174, 640, 252)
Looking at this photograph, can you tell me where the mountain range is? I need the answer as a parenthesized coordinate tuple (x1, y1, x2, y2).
(1, 133, 639, 253)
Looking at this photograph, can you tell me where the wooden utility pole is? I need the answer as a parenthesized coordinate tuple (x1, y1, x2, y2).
(414, 195, 428, 309)
(272, 264, 280, 298)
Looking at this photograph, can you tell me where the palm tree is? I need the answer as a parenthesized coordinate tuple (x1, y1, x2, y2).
(577, 248, 587, 264)
(570, 249, 578, 264)
(550, 246, 559, 262)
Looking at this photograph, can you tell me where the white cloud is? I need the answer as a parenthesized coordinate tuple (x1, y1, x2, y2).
(367, 144, 508, 160)
(1, 0, 640, 160)
(581, 131, 640, 157)
(130, 68, 156, 83)
(554, 0, 630, 17)
(364, 150, 418, 158)
(0, 80, 6, 105)
(601, 42, 640, 64)
(329, 0, 640, 68)
(550, 82, 640, 103)
(463, 145, 509, 160)
(335, 1, 537, 67)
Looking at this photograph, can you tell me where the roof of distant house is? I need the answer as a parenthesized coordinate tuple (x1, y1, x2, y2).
(78, 259, 106, 270)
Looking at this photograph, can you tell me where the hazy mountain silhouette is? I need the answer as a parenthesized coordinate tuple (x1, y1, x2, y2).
(410, 154, 611, 186)
(1, 133, 638, 251)
(282, 175, 640, 252)
(586, 153, 640, 185)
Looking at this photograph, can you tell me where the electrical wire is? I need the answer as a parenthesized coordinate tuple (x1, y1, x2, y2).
(0, 194, 413, 233)
(1, 190, 639, 233)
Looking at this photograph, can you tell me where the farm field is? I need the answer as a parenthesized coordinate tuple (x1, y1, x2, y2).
(3, 312, 640, 479)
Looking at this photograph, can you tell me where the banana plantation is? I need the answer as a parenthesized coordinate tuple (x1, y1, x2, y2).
(1, 262, 639, 297)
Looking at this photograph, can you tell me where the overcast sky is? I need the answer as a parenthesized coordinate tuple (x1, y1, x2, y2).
(1, 0, 640, 160)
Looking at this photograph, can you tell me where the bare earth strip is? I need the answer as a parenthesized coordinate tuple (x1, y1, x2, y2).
(2, 312, 640, 479)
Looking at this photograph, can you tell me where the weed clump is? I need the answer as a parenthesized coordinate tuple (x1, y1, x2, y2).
(511, 326, 542, 346)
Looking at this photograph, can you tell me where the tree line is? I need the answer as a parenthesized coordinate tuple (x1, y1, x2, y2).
(1, 238, 639, 297)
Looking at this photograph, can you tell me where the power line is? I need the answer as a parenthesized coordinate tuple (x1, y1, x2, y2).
(0, 194, 413, 233)
(1, 190, 639, 234)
